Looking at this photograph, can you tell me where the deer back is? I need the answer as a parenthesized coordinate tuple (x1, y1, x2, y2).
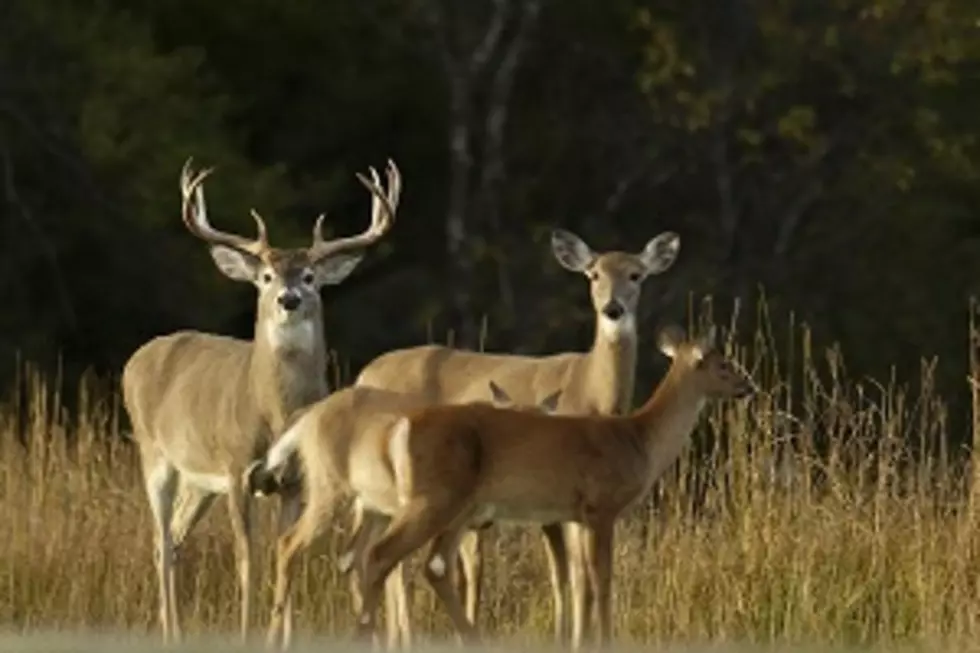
(356, 344, 582, 410)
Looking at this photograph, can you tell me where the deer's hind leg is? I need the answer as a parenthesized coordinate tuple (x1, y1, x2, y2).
(171, 482, 217, 550)
(342, 501, 412, 650)
(357, 496, 472, 643)
(540, 522, 571, 644)
(165, 481, 216, 641)
(456, 528, 485, 628)
(267, 493, 334, 651)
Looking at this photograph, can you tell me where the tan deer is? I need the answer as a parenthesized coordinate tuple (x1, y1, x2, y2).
(350, 325, 753, 649)
(121, 158, 401, 643)
(352, 227, 680, 643)
(249, 380, 561, 650)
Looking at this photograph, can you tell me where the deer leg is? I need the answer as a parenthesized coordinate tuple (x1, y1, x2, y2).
(422, 523, 481, 645)
(567, 522, 595, 651)
(342, 502, 398, 649)
(276, 488, 304, 650)
(267, 498, 330, 651)
(171, 483, 217, 550)
(227, 481, 254, 643)
(341, 500, 369, 606)
(580, 518, 615, 648)
(384, 559, 412, 650)
(357, 497, 466, 643)
(540, 522, 570, 644)
(456, 529, 484, 628)
(167, 482, 215, 641)
(144, 458, 178, 643)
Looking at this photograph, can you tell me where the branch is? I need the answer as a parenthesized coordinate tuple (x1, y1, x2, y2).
(468, 0, 511, 76)
(478, 0, 542, 204)
(769, 119, 861, 256)
(422, 0, 511, 78)
(476, 0, 543, 319)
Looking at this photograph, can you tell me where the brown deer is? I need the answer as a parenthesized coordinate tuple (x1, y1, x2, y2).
(347, 325, 753, 649)
(250, 380, 561, 650)
(121, 158, 401, 643)
(352, 228, 680, 643)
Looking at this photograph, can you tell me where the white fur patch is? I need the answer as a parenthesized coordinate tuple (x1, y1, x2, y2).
(427, 554, 446, 578)
(265, 420, 304, 473)
(266, 319, 315, 352)
(599, 313, 636, 341)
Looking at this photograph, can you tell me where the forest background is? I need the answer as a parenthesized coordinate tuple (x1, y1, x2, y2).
(3, 0, 980, 446)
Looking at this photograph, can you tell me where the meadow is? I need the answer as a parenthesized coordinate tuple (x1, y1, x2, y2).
(3, 306, 980, 652)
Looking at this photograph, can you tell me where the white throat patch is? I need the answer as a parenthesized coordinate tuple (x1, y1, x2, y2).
(266, 319, 316, 352)
(599, 313, 636, 341)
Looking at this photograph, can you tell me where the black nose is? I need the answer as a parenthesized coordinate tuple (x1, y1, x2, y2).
(278, 293, 301, 311)
(602, 301, 625, 320)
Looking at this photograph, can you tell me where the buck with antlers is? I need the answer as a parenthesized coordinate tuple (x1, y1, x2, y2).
(350, 325, 754, 649)
(249, 380, 562, 650)
(351, 227, 680, 644)
(121, 158, 401, 643)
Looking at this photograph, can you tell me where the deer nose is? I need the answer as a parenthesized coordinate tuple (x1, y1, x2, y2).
(278, 292, 301, 312)
(601, 301, 625, 321)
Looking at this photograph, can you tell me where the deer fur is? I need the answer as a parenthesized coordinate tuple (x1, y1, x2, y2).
(122, 158, 400, 644)
(352, 325, 754, 649)
(353, 227, 680, 644)
(250, 380, 560, 650)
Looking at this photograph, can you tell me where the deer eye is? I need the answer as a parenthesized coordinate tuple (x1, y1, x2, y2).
(302, 271, 315, 285)
(262, 271, 274, 284)
(628, 272, 642, 282)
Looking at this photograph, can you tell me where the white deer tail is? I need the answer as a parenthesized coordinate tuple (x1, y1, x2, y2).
(246, 418, 306, 497)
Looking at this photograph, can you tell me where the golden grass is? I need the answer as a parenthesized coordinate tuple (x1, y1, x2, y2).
(3, 308, 980, 650)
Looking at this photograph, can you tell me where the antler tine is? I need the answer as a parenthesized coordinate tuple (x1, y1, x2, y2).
(308, 159, 401, 261)
(178, 158, 268, 256)
(385, 159, 402, 212)
(249, 209, 270, 247)
(312, 214, 327, 245)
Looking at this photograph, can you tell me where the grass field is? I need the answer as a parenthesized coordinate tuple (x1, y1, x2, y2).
(3, 310, 980, 651)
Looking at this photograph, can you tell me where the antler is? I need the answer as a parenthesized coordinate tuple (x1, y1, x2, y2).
(308, 159, 401, 261)
(179, 158, 269, 256)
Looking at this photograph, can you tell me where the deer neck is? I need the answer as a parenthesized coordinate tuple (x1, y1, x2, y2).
(581, 315, 638, 415)
(630, 368, 706, 481)
(250, 315, 328, 432)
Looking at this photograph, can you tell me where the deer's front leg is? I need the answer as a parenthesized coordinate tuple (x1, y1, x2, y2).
(227, 478, 254, 643)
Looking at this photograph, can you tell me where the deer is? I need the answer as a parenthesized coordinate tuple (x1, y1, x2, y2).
(249, 379, 561, 650)
(350, 227, 680, 644)
(349, 324, 754, 649)
(121, 157, 401, 644)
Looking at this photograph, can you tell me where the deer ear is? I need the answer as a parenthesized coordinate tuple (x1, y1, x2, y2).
(551, 229, 595, 272)
(488, 380, 513, 405)
(657, 324, 686, 359)
(695, 325, 718, 355)
(314, 252, 364, 286)
(538, 390, 562, 413)
(210, 245, 260, 282)
(639, 231, 680, 275)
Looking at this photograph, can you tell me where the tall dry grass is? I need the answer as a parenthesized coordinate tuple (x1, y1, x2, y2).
(3, 305, 980, 650)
